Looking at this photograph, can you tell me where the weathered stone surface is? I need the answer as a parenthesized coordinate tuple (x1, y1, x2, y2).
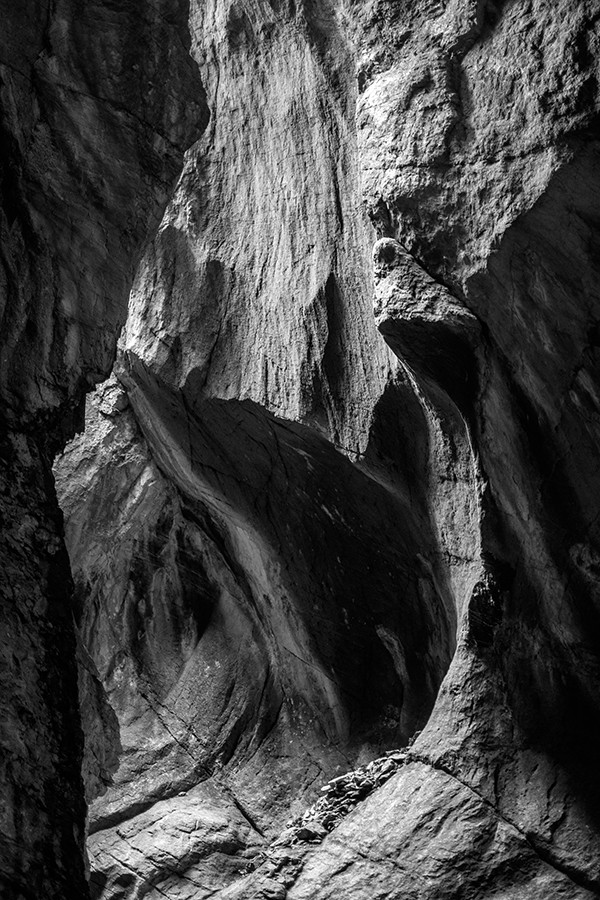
(0, 431, 86, 899)
(256, 1, 600, 897)
(361, 0, 600, 894)
(373, 236, 480, 407)
(57, 349, 462, 894)
(0, 0, 207, 431)
(264, 747, 409, 849)
(213, 760, 597, 900)
(0, 1, 207, 897)
(89, 781, 264, 900)
(13, 0, 600, 899)
(54, 2, 484, 894)
(286, 761, 597, 900)
(123, 0, 396, 454)
(77, 631, 121, 806)
(355, 0, 600, 278)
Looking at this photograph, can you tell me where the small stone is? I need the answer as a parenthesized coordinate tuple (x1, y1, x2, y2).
(296, 822, 327, 842)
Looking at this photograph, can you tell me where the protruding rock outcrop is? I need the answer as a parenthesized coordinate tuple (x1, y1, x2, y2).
(373, 236, 481, 407)
(57, 348, 459, 897)
(280, 1, 600, 897)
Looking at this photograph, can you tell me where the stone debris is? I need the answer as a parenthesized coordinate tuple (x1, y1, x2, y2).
(241, 749, 409, 884)
(269, 749, 408, 851)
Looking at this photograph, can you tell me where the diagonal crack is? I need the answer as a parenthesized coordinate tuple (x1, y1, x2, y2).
(407, 752, 600, 896)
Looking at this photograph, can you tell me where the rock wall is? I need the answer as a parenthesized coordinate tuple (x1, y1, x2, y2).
(0, 1, 206, 897)
(8, 0, 600, 899)
(278, 1, 600, 897)
(56, 3, 482, 894)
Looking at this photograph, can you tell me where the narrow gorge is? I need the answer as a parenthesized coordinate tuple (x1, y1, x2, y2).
(2, 2, 600, 899)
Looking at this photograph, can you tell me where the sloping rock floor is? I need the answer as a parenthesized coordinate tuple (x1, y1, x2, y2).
(234, 746, 411, 895)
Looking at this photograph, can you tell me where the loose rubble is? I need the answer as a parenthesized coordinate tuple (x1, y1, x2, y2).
(240, 749, 410, 885)
(270, 749, 408, 851)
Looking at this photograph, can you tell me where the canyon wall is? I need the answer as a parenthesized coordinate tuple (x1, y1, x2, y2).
(0, 1, 206, 897)
(57, 0, 600, 898)
(2, 0, 600, 899)
(57, 3, 480, 894)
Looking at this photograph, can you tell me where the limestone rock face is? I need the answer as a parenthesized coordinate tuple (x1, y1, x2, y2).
(124, 0, 395, 453)
(0, 2, 207, 898)
(77, 632, 121, 805)
(0, 432, 87, 899)
(285, 761, 598, 900)
(57, 355, 462, 897)
(373, 236, 480, 407)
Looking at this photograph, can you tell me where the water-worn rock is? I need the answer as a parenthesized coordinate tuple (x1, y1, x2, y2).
(250, 1, 600, 897)
(361, 0, 600, 893)
(89, 781, 264, 900)
(286, 761, 598, 900)
(55, 0, 600, 897)
(57, 353, 458, 894)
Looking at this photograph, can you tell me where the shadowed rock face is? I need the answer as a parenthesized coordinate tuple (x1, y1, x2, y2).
(58, 358, 462, 898)
(0, 0, 208, 432)
(0, 2, 207, 897)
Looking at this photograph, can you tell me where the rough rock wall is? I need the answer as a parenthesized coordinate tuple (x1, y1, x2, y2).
(56, 1, 484, 896)
(0, 2, 206, 897)
(126, 0, 393, 450)
(55, 1, 600, 899)
(277, 1, 600, 898)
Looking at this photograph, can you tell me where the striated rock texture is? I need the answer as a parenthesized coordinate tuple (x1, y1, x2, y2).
(0, 1, 207, 898)
(30, 0, 600, 898)
(56, 0, 481, 896)
(281, 1, 600, 897)
(58, 362, 461, 896)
